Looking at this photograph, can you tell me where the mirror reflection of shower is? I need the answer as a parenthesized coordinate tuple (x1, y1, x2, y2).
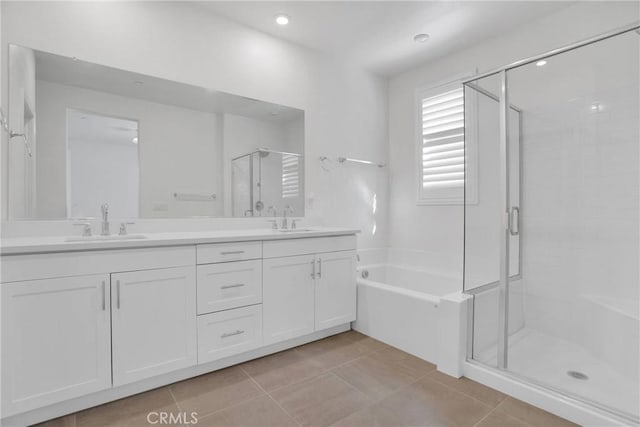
(231, 148, 304, 217)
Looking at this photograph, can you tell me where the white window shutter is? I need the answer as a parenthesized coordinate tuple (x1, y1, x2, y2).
(418, 86, 466, 204)
(281, 154, 300, 199)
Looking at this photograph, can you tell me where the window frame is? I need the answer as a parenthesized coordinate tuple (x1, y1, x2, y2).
(414, 75, 478, 206)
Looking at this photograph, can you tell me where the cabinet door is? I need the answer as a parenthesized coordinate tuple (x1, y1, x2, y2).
(1, 275, 111, 416)
(315, 251, 357, 330)
(111, 267, 196, 386)
(263, 255, 315, 345)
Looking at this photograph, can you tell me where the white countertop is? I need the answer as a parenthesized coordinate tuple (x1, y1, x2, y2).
(0, 227, 360, 255)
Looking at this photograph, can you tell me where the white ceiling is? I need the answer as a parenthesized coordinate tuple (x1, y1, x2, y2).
(193, 1, 573, 76)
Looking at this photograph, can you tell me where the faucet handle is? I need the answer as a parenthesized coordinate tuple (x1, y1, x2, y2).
(73, 222, 92, 237)
(119, 222, 135, 236)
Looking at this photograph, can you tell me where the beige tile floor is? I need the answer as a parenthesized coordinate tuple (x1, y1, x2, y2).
(35, 331, 577, 427)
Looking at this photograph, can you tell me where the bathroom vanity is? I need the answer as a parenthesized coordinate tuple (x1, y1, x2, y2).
(0, 228, 357, 425)
(1, 41, 357, 426)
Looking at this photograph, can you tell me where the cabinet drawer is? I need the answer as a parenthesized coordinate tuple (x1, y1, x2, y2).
(197, 242, 262, 264)
(197, 260, 262, 314)
(263, 235, 356, 259)
(197, 305, 262, 364)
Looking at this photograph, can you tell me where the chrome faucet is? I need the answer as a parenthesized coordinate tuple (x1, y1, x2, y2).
(282, 205, 293, 230)
(100, 204, 110, 236)
(267, 205, 278, 230)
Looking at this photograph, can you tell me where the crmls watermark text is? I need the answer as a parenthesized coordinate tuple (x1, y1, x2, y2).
(147, 411, 198, 425)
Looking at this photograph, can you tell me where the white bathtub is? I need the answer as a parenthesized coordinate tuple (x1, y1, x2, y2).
(353, 261, 460, 364)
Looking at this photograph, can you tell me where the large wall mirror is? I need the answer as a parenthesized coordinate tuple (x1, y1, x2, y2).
(7, 44, 305, 220)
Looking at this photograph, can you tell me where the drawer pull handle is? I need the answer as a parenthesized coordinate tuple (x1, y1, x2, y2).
(221, 283, 245, 290)
(221, 250, 245, 255)
(221, 329, 245, 339)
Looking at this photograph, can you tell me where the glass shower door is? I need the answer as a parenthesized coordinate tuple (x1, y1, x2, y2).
(503, 29, 639, 420)
(464, 72, 521, 369)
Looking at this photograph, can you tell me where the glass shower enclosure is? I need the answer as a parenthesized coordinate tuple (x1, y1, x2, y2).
(463, 24, 639, 423)
(231, 149, 304, 217)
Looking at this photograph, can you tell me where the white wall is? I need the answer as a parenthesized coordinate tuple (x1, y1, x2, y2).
(34, 80, 224, 219)
(388, 2, 639, 281)
(1, 1, 389, 249)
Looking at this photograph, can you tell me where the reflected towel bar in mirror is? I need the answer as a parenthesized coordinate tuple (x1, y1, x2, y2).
(337, 156, 385, 168)
(173, 192, 217, 201)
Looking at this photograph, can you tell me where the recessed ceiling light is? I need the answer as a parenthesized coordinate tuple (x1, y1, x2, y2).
(413, 33, 430, 43)
(536, 60, 547, 67)
(132, 137, 138, 144)
(275, 13, 290, 26)
(133, 80, 144, 85)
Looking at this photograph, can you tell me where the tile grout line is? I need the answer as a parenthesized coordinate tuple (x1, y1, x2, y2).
(180, 368, 266, 424)
(314, 371, 376, 426)
(243, 357, 329, 396)
(166, 386, 183, 413)
(472, 407, 497, 427)
(246, 338, 377, 395)
(423, 371, 508, 412)
(241, 365, 302, 427)
(325, 366, 438, 427)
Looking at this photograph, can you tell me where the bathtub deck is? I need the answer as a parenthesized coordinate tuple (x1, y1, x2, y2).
(34, 331, 574, 427)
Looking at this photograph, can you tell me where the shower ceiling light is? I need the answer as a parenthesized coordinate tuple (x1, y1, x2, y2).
(275, 13, 290, 26)
(536, 60, 547, 67)
(414, 33, 430, 43)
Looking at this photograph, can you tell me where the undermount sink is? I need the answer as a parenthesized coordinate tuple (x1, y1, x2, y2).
(65, 234, 148, 242)
(279, 228, 313, 233)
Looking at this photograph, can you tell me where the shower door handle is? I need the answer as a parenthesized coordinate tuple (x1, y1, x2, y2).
(509, 207, 520, 236)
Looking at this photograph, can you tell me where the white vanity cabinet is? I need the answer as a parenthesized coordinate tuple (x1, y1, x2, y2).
(111, 266, 197, 386)
(263, 254, 317, 345)
(0, 246, 196, 417)
(1, 274, 112, 416)
(315, 250, 357, 330)
(262, 236, 357, 346)
(0, 231, 357, 424)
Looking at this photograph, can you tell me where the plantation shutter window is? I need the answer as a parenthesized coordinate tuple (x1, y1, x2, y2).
(417, 84, 466, 204)
(281, 154, 300, 199)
